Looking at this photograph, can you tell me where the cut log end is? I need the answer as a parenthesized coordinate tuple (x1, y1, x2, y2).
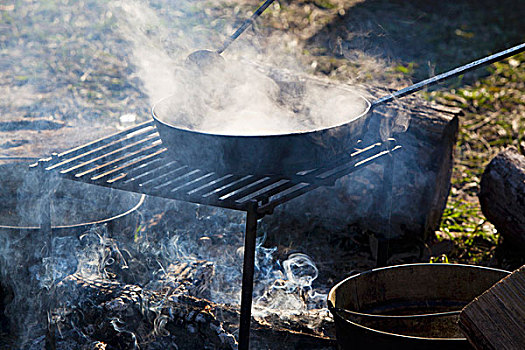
(459, 265, 525, 350)
(479, 147, 525, 248)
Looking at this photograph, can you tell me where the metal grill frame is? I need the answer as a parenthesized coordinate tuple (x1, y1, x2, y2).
(33, 120, 401, 349)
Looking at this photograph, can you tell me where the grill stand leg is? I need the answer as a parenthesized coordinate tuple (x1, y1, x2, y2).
(38, 160, 57, 350)
(239, 202, 259, 350)
(374, 141, 396, 267)
(38, 161, 52, 237)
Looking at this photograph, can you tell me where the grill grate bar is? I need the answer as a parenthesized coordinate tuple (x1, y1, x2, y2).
(164, 170, 206, 192)
(151, 169, 200, 191)
(139, 165, 191, 188)
(170, 172, 217, 194)
(235, 179, 290, 204)
(187, 174, 236, 196)
(259, 183, 313, 213)
(48, 124, 158, 171)
(285, 142, 385, 183)
(122, 158, 176, 184)
(100, 149, 168, 183)
(225, 177, 276, 202)
(55, 121, 155, 161)
(74, 141, 163, 179)
(252, 179, 294, 203)
(58, 134, 160, 175)
(257, 145, 403, 214)
(203, 175, 254, 200)
(322, 146, 400, 182)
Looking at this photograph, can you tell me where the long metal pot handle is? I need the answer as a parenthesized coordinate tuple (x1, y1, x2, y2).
(217, 0, 275, 54)
(371, 42, 525, 108)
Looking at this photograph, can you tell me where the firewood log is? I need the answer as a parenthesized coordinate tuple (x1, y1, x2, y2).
(51, 264, 335, 350)
(264, 95, 460, 251)
(479, 147, 525, 248)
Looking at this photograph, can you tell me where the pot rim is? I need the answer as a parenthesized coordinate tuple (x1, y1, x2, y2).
(0, 194, 145, 231)
(151, 80, 372, 138)
(335, 314, 468, 342)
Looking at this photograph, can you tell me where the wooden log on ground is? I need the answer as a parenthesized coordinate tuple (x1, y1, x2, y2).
(264, 94, 460, 252)
(479, 147, 525, 248)
(459, 265, 525, 350)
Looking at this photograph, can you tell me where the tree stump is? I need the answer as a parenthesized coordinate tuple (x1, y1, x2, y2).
(264, 95, 460, 254)
(479, 147, 525, 248)
(459, 265, 525, 350)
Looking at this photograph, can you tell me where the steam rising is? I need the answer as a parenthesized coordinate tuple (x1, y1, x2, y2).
(0, 0, 410, 347)
(155, 63, 368, 135)
(113, 0, 368, 136)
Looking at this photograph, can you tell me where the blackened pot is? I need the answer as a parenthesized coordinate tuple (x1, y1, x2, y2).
(152, 79, 372, 177)
(152, 44, 525, 177)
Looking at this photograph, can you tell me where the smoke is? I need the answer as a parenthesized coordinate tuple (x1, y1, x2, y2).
(10, 201, 327, 348)
(111, 0, 368, 136)
(0, 161, 145, 348)
(0, 172, 328, 347)
(110, 0, 179, 104)
(137, 206, 328, 315)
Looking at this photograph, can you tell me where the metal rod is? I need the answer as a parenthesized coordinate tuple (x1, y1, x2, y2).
(217, 0, 275, 54)
(38, 159, 57, 350)
(38, 160, 52, 236)
(376, 142, 395, 267)
(238, 202, 259, 350)
(372, 42, 525, 107)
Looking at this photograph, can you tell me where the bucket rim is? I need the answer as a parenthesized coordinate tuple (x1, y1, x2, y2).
(327, 263, 510, 318)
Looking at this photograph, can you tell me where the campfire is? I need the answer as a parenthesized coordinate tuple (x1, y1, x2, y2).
(25, 114, 397, 349)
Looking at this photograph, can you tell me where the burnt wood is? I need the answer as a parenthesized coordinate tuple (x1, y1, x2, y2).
(51, 266, 335, 350)
(459, 265, 525, 350)
(479, 147, 525, 248)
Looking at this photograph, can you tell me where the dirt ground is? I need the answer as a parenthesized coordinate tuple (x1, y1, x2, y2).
(1, 0, 524, 269)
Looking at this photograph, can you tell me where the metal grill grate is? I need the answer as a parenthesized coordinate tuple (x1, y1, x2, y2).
(33, 120, 400, 216)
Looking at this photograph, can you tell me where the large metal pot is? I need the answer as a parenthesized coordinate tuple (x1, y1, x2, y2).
(153, 44, 524, 177)
(153, 76, 372, 176)
(0, 161, 145, 234)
